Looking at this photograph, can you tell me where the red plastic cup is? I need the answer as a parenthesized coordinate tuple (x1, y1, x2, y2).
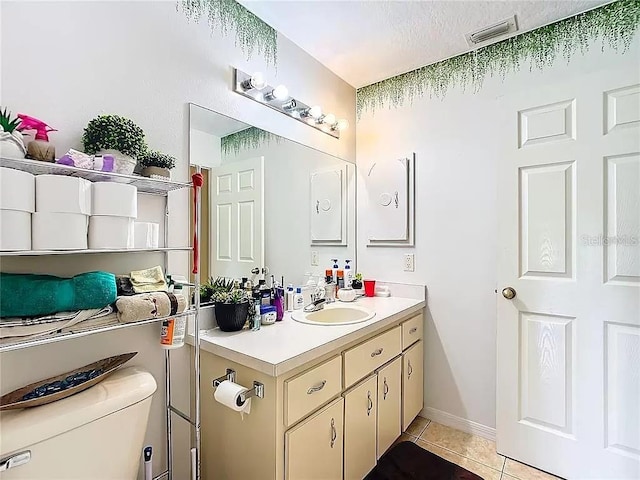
(364, 280, 376, 297)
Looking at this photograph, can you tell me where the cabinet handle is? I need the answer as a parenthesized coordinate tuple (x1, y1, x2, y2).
(330, 418, 337, 448)
(383, 377, 389, 400)
(307, 380, 327, 395)
(371, 348, 384, 357)
(367, 391, 373, 416)
(409, 327, 418, 334)
(408, 360, 413, 379)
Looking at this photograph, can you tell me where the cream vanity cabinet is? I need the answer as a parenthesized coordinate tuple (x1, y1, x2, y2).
(201, 311, 424, 480)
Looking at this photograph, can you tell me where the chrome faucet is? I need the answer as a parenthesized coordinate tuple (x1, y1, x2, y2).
(303, 298, 326, 313)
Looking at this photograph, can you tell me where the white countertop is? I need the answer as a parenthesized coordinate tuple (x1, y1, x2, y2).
(192, 296, 425, 377)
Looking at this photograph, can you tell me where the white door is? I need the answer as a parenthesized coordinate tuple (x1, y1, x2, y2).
(211, 157, 264, 279)
(497, 68, 640, 480)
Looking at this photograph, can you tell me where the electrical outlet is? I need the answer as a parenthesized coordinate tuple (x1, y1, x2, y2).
(403, 253, 415, 272)
(311, 250, 319, 266)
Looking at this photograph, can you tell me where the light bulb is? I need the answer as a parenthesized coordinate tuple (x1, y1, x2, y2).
(308, 105, 322, 119)
(272, 85, 289, 100)
(249, 72, 266, 90)
(334, 119, 349, 131)
(241, 71, 266, 91)
(322, 113, 336, 125)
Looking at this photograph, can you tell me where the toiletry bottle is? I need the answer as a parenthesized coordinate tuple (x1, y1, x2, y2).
(325, 269, 333, 284)
(331, 259, 339, 284)
(274, 287, 284, 321)
(251, 293, 261, 331)
(286, 284, 295, 312)
(345, 260, 353, 288)
(293, 287, 304, 310)
(16, 114, 57, 162)
(260, 281, 272, 306)
(337, 269, 345, 290)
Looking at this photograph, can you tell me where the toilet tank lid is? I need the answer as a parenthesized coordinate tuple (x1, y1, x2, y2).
(0, 367, 157, 456)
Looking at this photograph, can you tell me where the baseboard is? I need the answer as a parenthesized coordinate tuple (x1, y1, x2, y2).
(421, 407, 496, 441)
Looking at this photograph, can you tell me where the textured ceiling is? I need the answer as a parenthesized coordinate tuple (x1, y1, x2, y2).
(240, 0, 610, 87)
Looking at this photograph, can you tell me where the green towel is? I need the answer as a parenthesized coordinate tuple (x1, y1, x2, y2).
(0, 271, 117, 318)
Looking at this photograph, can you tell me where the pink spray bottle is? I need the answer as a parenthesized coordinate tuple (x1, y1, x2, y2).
(16, 114, 57, 162)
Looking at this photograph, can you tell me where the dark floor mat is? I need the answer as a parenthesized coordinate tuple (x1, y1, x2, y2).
(365, 441, 484, 480)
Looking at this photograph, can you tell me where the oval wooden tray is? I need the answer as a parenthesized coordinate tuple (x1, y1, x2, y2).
(0, 352, 137, 410)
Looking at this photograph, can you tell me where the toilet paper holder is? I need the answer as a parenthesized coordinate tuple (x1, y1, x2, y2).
(212, 368, 264, 401)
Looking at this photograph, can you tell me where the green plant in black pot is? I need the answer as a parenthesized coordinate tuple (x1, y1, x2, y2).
(213, 288, 252, 332)
(139, 150, 176, 179)
(82, 114, 146, 175)
(352, 273, 363, 290)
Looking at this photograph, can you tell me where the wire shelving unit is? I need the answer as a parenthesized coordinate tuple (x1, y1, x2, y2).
(0, 156, 202, 480)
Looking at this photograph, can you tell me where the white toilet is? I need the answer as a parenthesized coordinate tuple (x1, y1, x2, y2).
(0, 366, 157, 479)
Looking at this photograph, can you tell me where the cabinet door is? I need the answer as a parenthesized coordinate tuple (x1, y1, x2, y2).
(377, 357, 402, 458)
(344, 375, 377, 480)
(285, 397, 344, 480)
(402, 340, 424, 431)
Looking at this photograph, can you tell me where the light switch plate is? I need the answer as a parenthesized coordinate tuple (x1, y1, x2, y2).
(403, 254, 415, 272)
(311, 250, 319, 266)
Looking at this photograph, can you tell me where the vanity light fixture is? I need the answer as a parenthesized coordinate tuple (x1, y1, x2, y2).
(233, 67, 347, 138)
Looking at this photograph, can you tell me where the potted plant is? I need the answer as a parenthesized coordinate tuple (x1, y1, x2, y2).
(139, 150, 176, 179)
(352, 273, 363, 290)
(82, 114, 146, 175)
(0, 107, 26, 159)
(212, 282, 252, 332)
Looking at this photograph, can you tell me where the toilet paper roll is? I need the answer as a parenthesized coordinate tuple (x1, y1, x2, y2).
(0, 209, 31, 251)
(0, 168, 35, 212)
(36, 175, 91, 215)
(32, 212, 88, 250)
(134, 222, 160, 248)
(92, 182, 137, 218)
(89, 216, 134, 249)
(214, 380, 251, 415)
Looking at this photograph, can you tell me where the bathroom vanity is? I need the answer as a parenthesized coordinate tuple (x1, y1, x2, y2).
(197, 295, 425, 480)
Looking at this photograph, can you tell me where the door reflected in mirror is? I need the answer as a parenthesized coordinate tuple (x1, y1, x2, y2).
(189, 103, 356, 286)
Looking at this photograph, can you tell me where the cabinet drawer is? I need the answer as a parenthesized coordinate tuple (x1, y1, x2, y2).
(344, 326, 402, 388)
(402, 314, 423, 350)
(285, 355, 342, 427)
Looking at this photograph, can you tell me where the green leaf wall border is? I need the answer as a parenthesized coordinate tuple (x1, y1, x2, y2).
(180, 0, 278, 66)
(357, 0, 640, 118)
(221, 127, 282, 155)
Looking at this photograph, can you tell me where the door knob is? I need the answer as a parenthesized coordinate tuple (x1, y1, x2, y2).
(502, 287, 516, 300)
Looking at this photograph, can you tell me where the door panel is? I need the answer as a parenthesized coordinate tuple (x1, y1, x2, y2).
(211, 157, 264, 278)
(377, 357, 402, 458)
(402, 341, 423, 431)
(497, 70, 640, 480)
(344, 375, 377, 480)
(285, 397, 344, 480)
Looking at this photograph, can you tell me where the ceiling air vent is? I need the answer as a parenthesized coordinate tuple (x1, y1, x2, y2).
(465, 15, 518, 46)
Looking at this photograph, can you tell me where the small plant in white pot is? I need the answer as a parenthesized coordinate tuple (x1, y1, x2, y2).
(82, 115, 146, 175)
(0, 108, 26, 159)
(139, 150, 176, 179)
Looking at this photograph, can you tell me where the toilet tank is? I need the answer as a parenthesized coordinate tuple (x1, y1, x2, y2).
(0, 366, 157, 480)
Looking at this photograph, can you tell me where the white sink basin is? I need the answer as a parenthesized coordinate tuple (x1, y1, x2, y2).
(292, 304, 375, 326)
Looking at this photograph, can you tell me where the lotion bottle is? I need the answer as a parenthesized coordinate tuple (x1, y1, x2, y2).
(293, 287, 304, 310)
(286, 284, 295, 312)
(345, 260, 353, 288)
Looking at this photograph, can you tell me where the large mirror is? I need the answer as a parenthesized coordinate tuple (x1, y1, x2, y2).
(189, 104, 356, 287)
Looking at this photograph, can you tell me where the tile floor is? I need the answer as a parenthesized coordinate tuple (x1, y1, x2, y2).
(400, 416, 563, 480)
